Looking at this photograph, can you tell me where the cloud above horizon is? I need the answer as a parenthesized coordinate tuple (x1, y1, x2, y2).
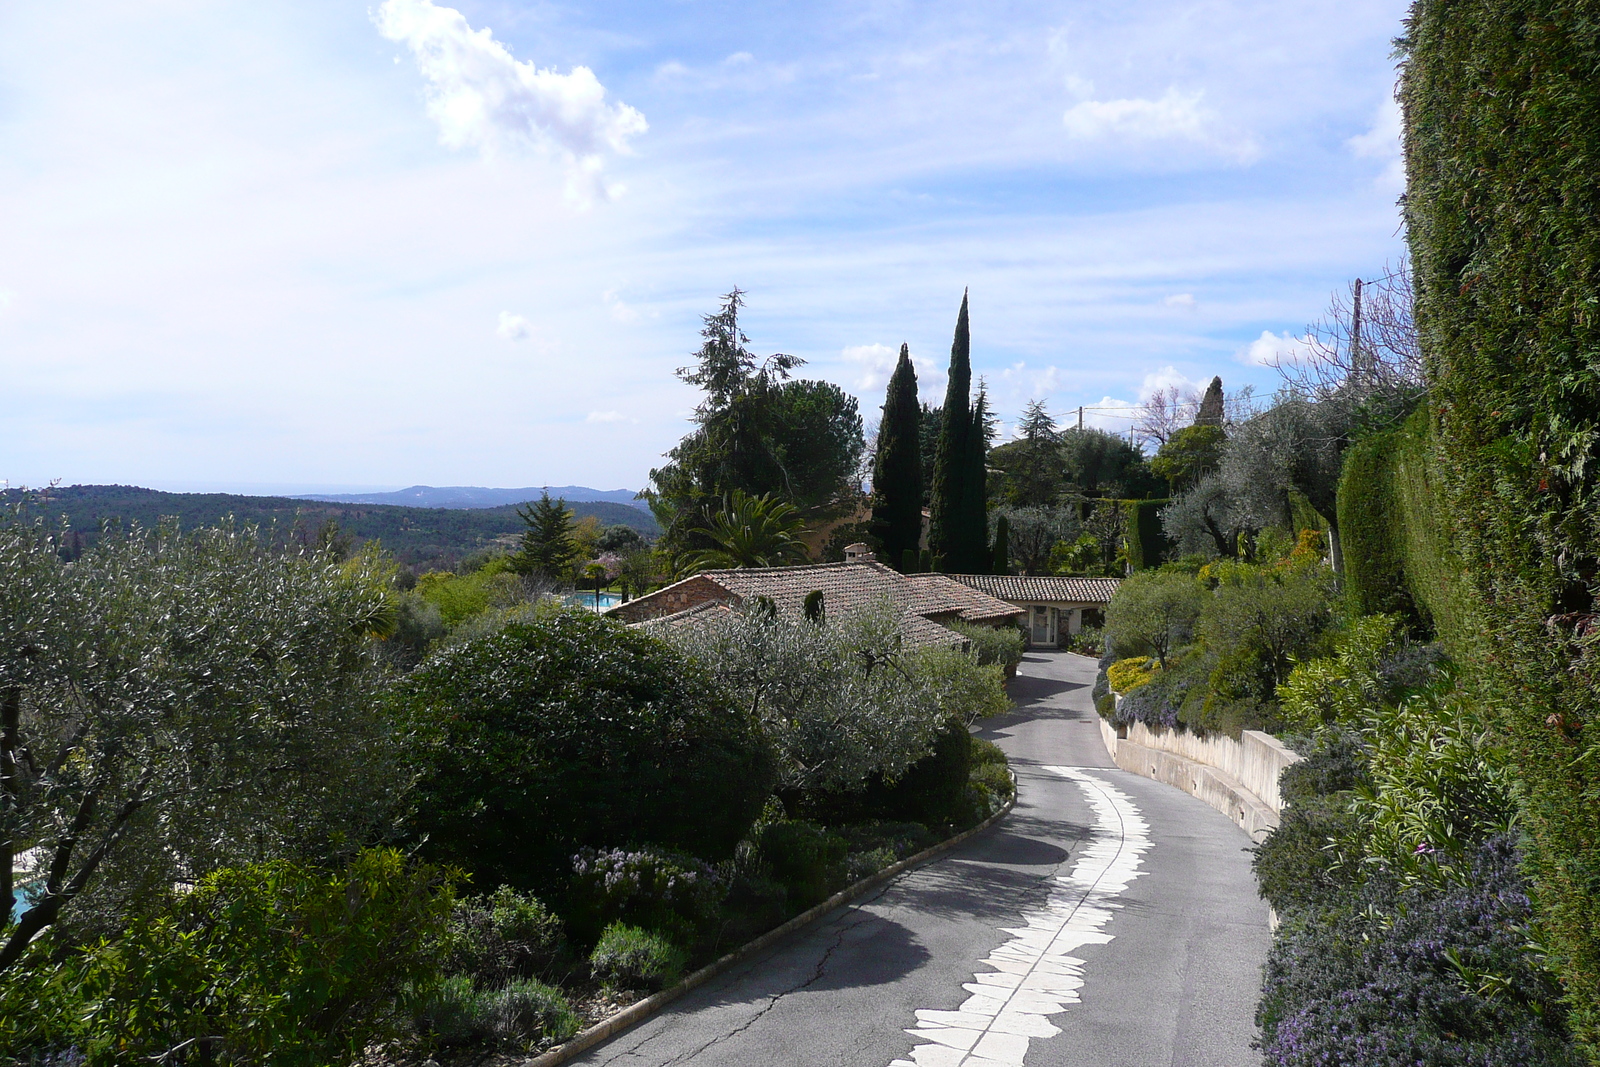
(374, 0, 647, 198)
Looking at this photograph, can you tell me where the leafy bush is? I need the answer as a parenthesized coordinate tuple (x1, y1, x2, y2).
(0, 850, 453, 1067)
(588, 923, 689, 991)
(1065, 624, 1104, 657)
(1199, 560, 1334, 704)
(948, 620, 1024, 670)
(662, 600, 1003, 795)
(1113, 654, 1206, 730)
(1278, 614, 1398, 733)
(1257, 836, 1582, 1067)
(396, 608, 774, 896)
(445, 886, 566, 985)
(412, 975, 579, 1052)
(568, 848, 726, 945)
(1106, 656, 1156, 694)
(756, 821, 849, 910)
(1104, 570, 1204, 668)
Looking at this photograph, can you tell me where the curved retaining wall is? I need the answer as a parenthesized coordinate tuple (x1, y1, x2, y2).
(1099, 716, 1300, 842)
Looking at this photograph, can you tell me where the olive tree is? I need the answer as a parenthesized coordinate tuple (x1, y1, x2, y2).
(1, 516, 401, 974)
(1103, 570, 1206, 668)
(661, 600, 1005, 794)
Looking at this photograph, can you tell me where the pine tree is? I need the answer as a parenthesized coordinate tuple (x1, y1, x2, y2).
(1194, 376, 1225, 426)
(870, 344, 923, 571)
(512, 493, 577, 578)
(928, 292, 972, 570)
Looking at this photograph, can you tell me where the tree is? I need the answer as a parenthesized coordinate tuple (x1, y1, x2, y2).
(918, 402, 941, 508)
(1001, 399, 1065, 506)
(1150, 424, 1227, 493)
(1, 516, 399, 975)
(994, 506, 1079, 575)
(1132, 383, 1200, 448)
(645, 290, 864, 551)
(928, 292, 973, 570)
(1194, 376, 1225, 426)
(683, 490, 808, 571)
(962, 383, 994, 572)
(511, 493, 577, 579)
(870, 344, 923, 570)
(1103, 569, 1206, 668)
(1059, 428, 1164, 500)
(991, 514, 1011, 574)
(1162, 472, 1250, 560)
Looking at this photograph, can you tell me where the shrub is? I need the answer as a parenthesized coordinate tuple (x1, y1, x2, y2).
(445, 886, 566, 985)
(1113, 655, 1206, 730)
(589, 923, 689, 991)
(948, 620, 1024, 670)
(0, 850, 454, 1067)
(756, 821, 849, 910)
(1065, 624, 1104, 657)
(967, 736, 1015, 817)
(412, 975, 579, 1052)
(567, 848, 726, 945)
(1106, 656, 1157, 694)
(1257, 836, 1582, 1067)
(1199, 560, 1334, 703)
(1277, 615, 1398, 733)
(396, 608, 774, 896)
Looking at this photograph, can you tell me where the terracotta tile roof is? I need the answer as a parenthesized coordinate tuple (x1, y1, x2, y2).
(944, 573, 1121, 605)
(605, 561, 1022, 646)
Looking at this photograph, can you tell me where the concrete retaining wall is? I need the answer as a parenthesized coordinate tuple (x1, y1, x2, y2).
(1099, 716, 1301, 842)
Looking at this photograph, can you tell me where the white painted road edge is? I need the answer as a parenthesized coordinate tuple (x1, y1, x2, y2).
(888, 767, 1153, 1067)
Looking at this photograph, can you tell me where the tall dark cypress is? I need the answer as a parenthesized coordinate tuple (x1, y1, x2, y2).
(964, 383, 992, 571)
(928, 292, 971, 569)
(870, 344, 923, 570)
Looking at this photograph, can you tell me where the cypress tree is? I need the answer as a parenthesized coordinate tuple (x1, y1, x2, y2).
(992, 513, 1010, 575)
(964, 382, 992, 571)
(870, 344, 923, 571)
(928, 292, 971, 570)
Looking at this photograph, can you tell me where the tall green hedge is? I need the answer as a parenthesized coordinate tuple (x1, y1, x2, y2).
(1337, 429, 1421, 627)
(1403, 2, 1600, 1054)
(1120, 499, 1170, 570)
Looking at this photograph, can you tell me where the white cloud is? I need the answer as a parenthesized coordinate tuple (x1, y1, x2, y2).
(497, 311, 536, 341)
(0, 290, 14, 316)
(1139, 365, 1201, 400)
(1063, 87, 1256, 162)
(373, 0, 647, 199)
(842, 342, 899, 391)
(1240, 329, 1316, 367)
(586, 410, 627, 423)
(1081, 397, 1140, 434)
(1163, 292, 1196, 310)
(1347, 95, 1404, 191)
(724, 52, 755, 66)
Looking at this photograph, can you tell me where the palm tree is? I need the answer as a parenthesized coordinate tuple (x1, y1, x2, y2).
(683, 491, 809, 570)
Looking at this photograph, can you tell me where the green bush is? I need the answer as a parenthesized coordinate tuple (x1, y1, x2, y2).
(1199, 560, 1335, 705)
(1337, 431, 1425, 630)
(445, 886, 566, 985)
(948, 620, 1024, 669)
(396, 608, 775, 896)
(756, 820, 849, 910)
(1104, 569, 1205, 668)
(412, 974, 579, 1052)
(0, 850, 454, 1067)
(1119, 498, 1172, 570)
(588, 923, 689, 991)
(567, 848, 725, 945)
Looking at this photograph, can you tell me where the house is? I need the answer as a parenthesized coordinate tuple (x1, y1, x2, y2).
(605, 556, 1022, 646)
(944, 574, 1120, 648)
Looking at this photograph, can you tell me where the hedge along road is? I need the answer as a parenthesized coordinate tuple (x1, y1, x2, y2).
(561, 649, 1271, 1067)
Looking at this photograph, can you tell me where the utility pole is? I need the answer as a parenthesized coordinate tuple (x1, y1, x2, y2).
(1350, 278, 1368, 385)
(1077, 405, 1083, 431)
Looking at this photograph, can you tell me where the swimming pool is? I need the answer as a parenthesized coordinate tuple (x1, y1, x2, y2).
(568, 590, 623, 611)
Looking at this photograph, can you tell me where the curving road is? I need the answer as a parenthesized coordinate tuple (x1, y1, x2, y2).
(565, 650, 1271, 1067)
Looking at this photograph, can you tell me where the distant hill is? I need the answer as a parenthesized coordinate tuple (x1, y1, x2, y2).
(293, 484, 646, 510)
(1, 485, 658, 570)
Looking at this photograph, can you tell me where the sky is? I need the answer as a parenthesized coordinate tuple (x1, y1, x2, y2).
(0, 0, 1410, 494)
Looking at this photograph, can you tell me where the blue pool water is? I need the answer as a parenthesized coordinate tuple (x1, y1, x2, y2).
(568, 591, 623, 611)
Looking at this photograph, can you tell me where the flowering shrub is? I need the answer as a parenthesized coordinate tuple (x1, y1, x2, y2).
(568, 848, 725, 943)
(1258, 836, 1582, 1067)
(1106, 656, 1157, 694)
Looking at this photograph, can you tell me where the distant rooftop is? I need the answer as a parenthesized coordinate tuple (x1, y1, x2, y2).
(945, 574, 1121, 605)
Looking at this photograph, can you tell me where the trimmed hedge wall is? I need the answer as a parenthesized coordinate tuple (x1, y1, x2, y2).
(1403, 2, 1600, 1056)
(1120, 498, 1171, 570)
(1337, 429, 1423, 629)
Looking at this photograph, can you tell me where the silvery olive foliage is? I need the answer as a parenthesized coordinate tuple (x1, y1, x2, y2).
(661, 599, 1006, 794)
(0, 514, 401, 973)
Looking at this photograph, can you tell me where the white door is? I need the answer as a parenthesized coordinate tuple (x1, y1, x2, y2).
(1031, 605, 1050, 645)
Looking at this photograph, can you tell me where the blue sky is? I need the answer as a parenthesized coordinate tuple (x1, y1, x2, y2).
(0, 0, 1409, 493)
